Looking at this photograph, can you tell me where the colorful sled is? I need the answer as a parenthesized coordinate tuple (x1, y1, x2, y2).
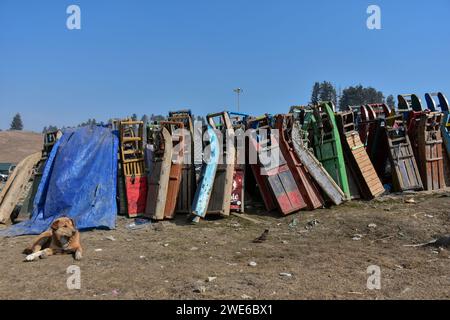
(191, 125, 220, 223)
(119, 120, 147, 218)
(335, 111, 384, 199)
(385, 114, 423, 192)
(275, 114, 325, 209)
(290, 106, 345, 205)
(399, 94, 446, 191)
(144, 126, 172, 220)
(228, 112, 249, 212)
(360, 104, 391, 152)
(161, 121, 185, 219)
(306, 102, 350, 199)
(205, 112, 236, 217)
(247, 115, 307, 215)
(167, 110, 197, 214)
(426, 92, 450, 158)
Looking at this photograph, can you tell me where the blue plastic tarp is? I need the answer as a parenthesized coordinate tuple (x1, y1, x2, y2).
(0, 125, 118, 237)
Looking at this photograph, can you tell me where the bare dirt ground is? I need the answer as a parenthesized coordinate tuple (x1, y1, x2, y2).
(0, 131, 43, 163)
(0, 191, 449, 300)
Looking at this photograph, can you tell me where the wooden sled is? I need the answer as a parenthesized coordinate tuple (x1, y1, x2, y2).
(290, 107, 345, 206)
(385, 114, 423, 192)
(161, 121, 185, 219)
(119, 120, 147, 218)
(426, 92, 450, 158)
(19, 130, 62, 216)
(275, 114, 325, 209)
(206, 112, 236, 216)
(0, 152, 41, 224)
(168, 110, 197, 214)
(306, 102, 350, 199)
(228, 112, 249, 212)
(144, 126, 172, 220)
(416, 112, 446, 191)
(191, 125, 220, 223)
(247, 115, 307, 215)
(335, 111, 384, 199)
(401, 94, 446, 191)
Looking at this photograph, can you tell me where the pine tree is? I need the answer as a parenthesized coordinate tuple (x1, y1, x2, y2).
(310, 82, 321, 105)
(386, 95, 395, 109)
(10, 113, 24, 130)
(339, 85, 385, 109)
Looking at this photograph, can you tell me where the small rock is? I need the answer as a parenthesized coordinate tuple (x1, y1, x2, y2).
(193, 285, 206, 294)
(207, 277, 217, 282)
(248, 261, 257, 267)
(401, 287, 411, 294)
(288, 218, 299, 228)
(281, 240, 288, 244)
(424, 214, 434, 218)
(94, 248, 103, 252)
(368, 223, 377, 229)
(190, 247, 199, 251)
(352, 234, 363, 241)
(163, 243, 169, 247)
(105, 235, 116, 241)
(405, 198, 416, 204)
(241, 294, 252, 299)
(139, 255, 145, 259)
(279, 272, 292, 277)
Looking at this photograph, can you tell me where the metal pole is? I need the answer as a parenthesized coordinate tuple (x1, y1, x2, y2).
(234, 88, 243, 112)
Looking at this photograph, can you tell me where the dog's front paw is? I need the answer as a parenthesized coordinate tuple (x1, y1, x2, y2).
(25, 254, 37, 262)
(74, 251, 82, 261)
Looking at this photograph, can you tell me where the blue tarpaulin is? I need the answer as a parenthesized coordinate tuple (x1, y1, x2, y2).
(0, 125, 118, 237)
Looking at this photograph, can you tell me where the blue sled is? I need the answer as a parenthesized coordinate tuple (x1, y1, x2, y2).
(191, 125, 220, 223)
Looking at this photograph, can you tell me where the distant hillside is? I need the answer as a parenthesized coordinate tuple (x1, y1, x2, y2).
(0, 131, 43, 163)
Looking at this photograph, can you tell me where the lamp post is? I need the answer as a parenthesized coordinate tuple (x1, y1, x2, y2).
(233, 88, 243, 112)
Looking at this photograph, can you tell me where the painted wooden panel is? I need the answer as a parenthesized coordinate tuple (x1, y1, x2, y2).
(275, 114, 325, 210)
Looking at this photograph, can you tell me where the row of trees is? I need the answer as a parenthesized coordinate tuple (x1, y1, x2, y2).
(6, 86, 396, 133)
(310, 81, 395, 111)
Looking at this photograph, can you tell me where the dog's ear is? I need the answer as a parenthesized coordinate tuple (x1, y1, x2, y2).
(50, 219, 60, 230)
(69, 218, 76, 228)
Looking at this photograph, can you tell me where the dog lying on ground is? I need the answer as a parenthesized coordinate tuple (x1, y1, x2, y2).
(23, 217, 83, 262)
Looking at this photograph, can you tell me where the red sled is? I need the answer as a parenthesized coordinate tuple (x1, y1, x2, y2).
(125, 176, 148, 217)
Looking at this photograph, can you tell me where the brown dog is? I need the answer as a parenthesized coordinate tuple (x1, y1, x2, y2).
(24, 217, 83, 262)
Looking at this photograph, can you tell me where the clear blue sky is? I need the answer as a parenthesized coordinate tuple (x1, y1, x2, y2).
(1, 0, 449, 132)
